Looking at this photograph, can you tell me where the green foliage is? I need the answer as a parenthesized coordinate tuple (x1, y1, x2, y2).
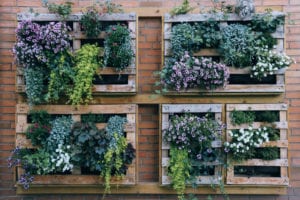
(71, 122, 108, 172)
(46, 52, 75, 103)
(194, 21, 221, 48)
(29, 110, 51, 125)
(170, 0, 194, 16)
(168, 147, 191, 200)
(219, 24, 257, 67)
(255, 147, 279, 160)
(80, 6, 103, 38)
(171, 23, 202, 59)
(69, 44, 102, 106)
(25, 123, 51, 147)
(230, 109, 255, 125)
(24, 67, 48, 105)
(255, 111, 279, 123)
(46, 1, 73, 20)
(23, 149, 53, 175)
(251, 10, 284, 33)
(104, 24, 134, 71)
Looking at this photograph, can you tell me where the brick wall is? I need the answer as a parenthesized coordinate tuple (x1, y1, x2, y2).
(0, 0, 300, 199)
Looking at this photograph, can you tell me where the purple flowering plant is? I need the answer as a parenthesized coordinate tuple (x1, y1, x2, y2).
(160, 52, 229, 92)
(163, 113, 225, 166)
(13, 20, 72, 68)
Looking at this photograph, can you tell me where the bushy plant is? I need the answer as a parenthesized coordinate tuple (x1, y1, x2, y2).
(251, 46, 294, 80)
(101, 0, 124, 14)
(104, 24, 134, 71)
(224, 126, 270, 161)
(230, 109, 255, 125)
(250, 9, 284, 33)
(25, 123, 51, 147)
(170, 0, 194, 16)
(194, 21, 221, 48)
(160, 52, 229, 92)
(80, 6, 103, 38)
(171, 23, 202, 59)
(69, 44, 102, 105)
(45, 1, 73, 20)
(219, 24, 257, 67)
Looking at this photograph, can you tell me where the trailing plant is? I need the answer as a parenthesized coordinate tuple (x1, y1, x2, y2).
(104, 24, 134, 71)
(250, 9, 284, 33)
(24, 67, 48, 105)
(170, 0, 194, 16)
(23, 149, 54, 175)
(168, 147, 191, 200)
(45, 52, 75, 103)
(44, 0, 73, 20)
(163, 113, 224, 199)
(230, 109, 255, 125)
(80, 6, 103, 38)
(45, 116, 74, 172)
(160, 52, 229, 92)
(170, 23, 202, 59)
(251, 46, 294, 80)
(69, 44, 102, 105)
(219, 23, 257, 67)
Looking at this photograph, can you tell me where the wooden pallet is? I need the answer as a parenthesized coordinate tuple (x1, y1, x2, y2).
(15, 103, 137, 185)
(226, 104, 289, 185)
(16, 13, 137, 94)
(161, 104, 223, 185)
(163, 12, 286, 95)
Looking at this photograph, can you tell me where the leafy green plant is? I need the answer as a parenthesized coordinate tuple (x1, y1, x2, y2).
(104, 24, 134, 71)
(168, 147, 191, 200)
(219, 24, 257, 67)
(251, 9, 284, 33)
(194, 21, 221, 48)
(23, 149, 53, 175)
(45, 0, 73, 20)
(170, 23, 202, 59)
(230, 109, 255, 125)
(255, 147, 279, 160)
(29, 110, 51, 125)
(71, 122, 108, 172)
(46, 52, 75, 103)
(69, 44, 102, 106)
(25, 123, 51, 147)
(170, 0, 194, 16)
(255, 111, 279, 123)
(80, 6, 103, 38)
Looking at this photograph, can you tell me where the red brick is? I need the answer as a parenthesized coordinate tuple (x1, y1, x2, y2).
(139, 1, 162, 7)
(263, 0, 288, 5)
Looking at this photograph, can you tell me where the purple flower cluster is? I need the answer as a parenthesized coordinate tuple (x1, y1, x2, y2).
(163, 113, 224, 161)
(19, 172, 34, 190)
(13, 20, 71, 68)
(161, 52, 230, 92)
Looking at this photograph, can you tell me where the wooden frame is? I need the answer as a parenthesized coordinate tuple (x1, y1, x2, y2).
(15, 103, 137, 186)
(162, 12, 286, 95)
(160, 104, 223, 185)
(226, 104, 289, 185)
(16, 13, 137, 94)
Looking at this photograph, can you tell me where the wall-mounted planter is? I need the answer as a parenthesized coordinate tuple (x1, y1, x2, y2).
(15, 103, 137, 186)
(16, 13, 137, 95)
(160, 104, 223, 185)
(163, 12, 286, 95)
(225, 103, 289, 185)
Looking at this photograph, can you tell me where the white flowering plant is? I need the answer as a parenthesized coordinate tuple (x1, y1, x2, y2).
(251, 46, 294, 80)
(50, 144, 74, 172)
(224, 126, 270, 161)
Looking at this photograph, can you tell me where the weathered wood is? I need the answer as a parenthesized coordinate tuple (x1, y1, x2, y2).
(162, 104, 222, 113)
(226, 103, 288, 111)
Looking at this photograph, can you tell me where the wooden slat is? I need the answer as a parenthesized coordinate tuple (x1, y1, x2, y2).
(162, 104, 222, 113)
(227, 121, 288, 130)
(226, 104, 288, 111)
(97, 67, 136, 75)
(16, 104, 136, 114)
(227, 176, 288, 185)
(230, 159, 288, 166)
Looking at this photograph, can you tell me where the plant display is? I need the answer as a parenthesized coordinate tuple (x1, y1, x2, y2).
(69, 44, 102, 106)
(163, 113, 224, 199)
(219, 24, 256, 67)
(170, 0, 194, 16)
(251, 46, 294, 80)
(104, 24, 134, 71)
(160, 52, 229, 92)
(80, 6, 103, 38)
